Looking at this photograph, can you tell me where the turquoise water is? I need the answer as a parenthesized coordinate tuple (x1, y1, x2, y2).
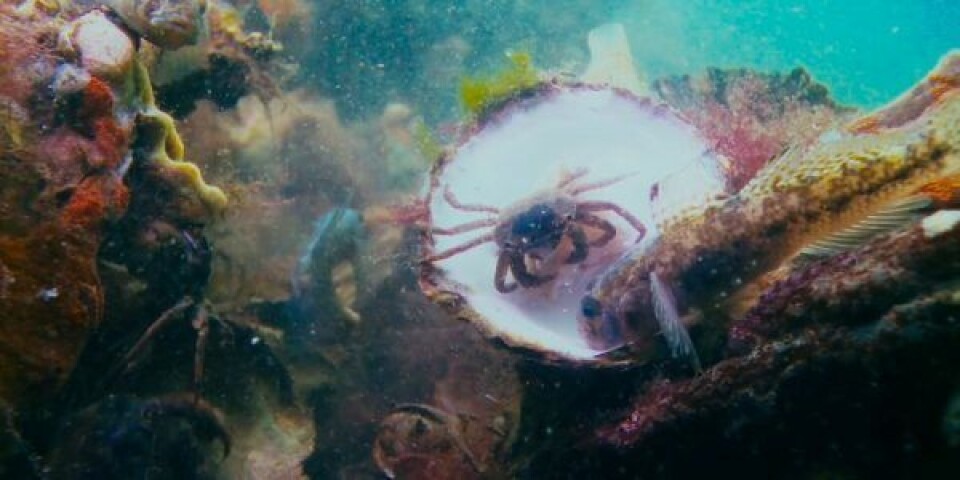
(308, 0, 960, 118)
(4, 2, 960, 478)
(619, 0, 960, 107)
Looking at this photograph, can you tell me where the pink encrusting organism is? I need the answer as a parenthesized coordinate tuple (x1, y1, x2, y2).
(654, 68, 852, 191)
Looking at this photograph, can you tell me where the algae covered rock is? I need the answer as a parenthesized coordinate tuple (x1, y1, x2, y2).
(0, 3, 224, 411)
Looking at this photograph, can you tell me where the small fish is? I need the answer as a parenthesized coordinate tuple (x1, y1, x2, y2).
(288, 206, 367, 339)
(578, 88, 960, 366)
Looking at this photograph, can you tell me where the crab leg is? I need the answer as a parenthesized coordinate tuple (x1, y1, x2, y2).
(117, 296, 196, 376)
(557, 167, 590, 189)
(576, 211, 618, 246)
(192, 306, 209, 404)
(444, 185, 500, 214)
(565, 226, 590, 264)
(578, 200, 647, 240)
(426, 233, 496, 262)
(511, 253, 556, 287)
(568, 171, 640, 196)
(432, 218, 498, 235)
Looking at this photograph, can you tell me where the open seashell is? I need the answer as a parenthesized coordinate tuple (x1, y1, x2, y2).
(420, 83, 727, 364)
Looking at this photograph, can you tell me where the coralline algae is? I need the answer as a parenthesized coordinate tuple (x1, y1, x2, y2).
(0, 2, 224, 411)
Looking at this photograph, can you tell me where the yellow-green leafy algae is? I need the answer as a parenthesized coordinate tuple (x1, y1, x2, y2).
(52, 8, 227, 219)
(459, 52, 542, 119)
(130, 60, 228, 219)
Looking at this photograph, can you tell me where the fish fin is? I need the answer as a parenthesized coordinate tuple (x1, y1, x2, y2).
(649, 272, 702, 372)
(797, 195, 934, 259)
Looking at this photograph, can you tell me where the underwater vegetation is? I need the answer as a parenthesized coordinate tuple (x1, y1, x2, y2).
(1, 1, 960, 479)
(459, 52, 541, 119)
(418, 30, 960, 478)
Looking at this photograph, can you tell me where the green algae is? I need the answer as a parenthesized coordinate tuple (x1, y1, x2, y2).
(459, 51, 541, 118)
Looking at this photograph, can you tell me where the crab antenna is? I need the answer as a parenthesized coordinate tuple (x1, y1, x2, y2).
(557, 167, 590, 189)
(444, 185, 500, 214)
(568, 171, 642, 196)
(426, 233, 496, 262)
(432, 218, 499, 235)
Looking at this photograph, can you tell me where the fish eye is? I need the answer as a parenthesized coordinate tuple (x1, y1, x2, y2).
(580, 296, 603, 318)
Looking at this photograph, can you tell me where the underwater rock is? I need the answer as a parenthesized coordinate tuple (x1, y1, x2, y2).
(0, 227, 105, 408)
(573, 289, 960, 478)
(147, 0, 287, 117)
(654, 66, 855, 190)
(514, 53, 960, 478)
(729, 207, 960, 351)
(47, 394, 230, 478)
(581, 66, 960, 369)
(0, 400, 39, 478)
(603, 209, 960, 447)
(0, 10, 128, 409)
(0, 3, 224, 412)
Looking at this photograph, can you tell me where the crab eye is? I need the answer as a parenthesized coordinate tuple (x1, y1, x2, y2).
(580, 295, 603, 318)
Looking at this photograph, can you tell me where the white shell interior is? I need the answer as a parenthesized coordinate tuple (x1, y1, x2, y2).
(428, 88, 722, 360)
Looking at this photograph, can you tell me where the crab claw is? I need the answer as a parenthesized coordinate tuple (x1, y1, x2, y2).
(510, 254, 556, 288)
(494, 252, 518, 293)
(141, 393, 232, 459)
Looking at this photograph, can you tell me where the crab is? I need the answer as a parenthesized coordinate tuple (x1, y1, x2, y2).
(426, 169, 647, 293)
